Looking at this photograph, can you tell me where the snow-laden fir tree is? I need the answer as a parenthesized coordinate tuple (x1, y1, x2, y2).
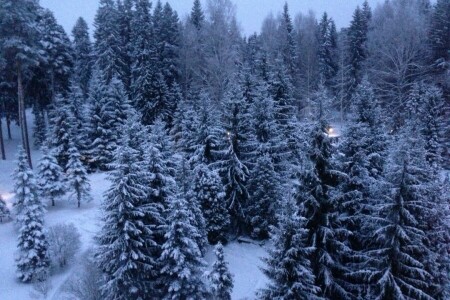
(337, 79, 387, 296)
(318, 12, 338, 90)
(48, 94, 74, 170)
(66, 143, 91, 208)
(193, 164, 229, 244)
(418, 84, 446, 169)
(12, 147, 40, 221)
(208, 242, 234, 300)
(260, 195, 322, 300)
(219, 84, 251, 235)
(97, 137, 157, 299)
(33, 107, 47, 147)
(160, 195, 209, 300)
(72, 17, 93, 98)
(188, 91, 221, 168)
(38, 7, 73, 95)
(94, 0, 123, 84)
(0, 195, 10, 222)
(245, 154, 279, 240)
(66, 81, 87, 151)
(366, 137, 437, 300)
(84, 70, 116, 170)
(14, 149, 50, 282)
(295, 95, 350, 299)
(106, 75, 131, 137)
(37, 146, 66, 207)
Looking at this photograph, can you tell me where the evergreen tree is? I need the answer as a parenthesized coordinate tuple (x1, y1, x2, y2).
(193, 164, 229, 244)
(0, 195, 10, 222)
(419, 84, 446, 169)
(14, 147, 49, 282)
(0, 0, 44, 167)
(66, 143, 91, 208)
(160, 196, 209, 300)
(246, 154, 279, 240)
(12, 147, 40, 220)
(337, 79, 387, 297)
(190, 0, 205, 30)
(37, 146, 66, 207)
(279, 3, 297, 82)
(208, 242, 234, 300)
(94, 0, 123, 84)
(116, 0, 134, 94)
(66, 81, 86, 151)
(260, 195, 322, 300)
(296, 116, 350, 299)
(48, 95, 73, 170)
(219, 84, 251, 234)
(38, 8, 73, 97)
(367, 143, 436, 300)
(97, 137, 157, 299)
(318, 13, 338, 90)
(429, 0, 450, 63)
(84, 71, 117, 170)
(33, 106, 47, 147)
(345, 3, 371, 101)
(188, 91, 221, 168)
(72, 17, 93, 98)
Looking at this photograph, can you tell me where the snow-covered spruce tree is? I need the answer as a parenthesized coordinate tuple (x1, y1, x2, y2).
(419, 84, 446, 169)
(245, 154, 279, 240)
(336, 79, 388, 296)
(15, 153, 50, 282)
(266, 59, 303, 176)
(188, 91, 221, 168)
(108, 75, 131, 129)
(366, 141, 437, 300)
(12, 147, 40, 221)
(96, 138, 157, 299)
(318, 12, 338, 91)
(66, 81, 87, 151)
(219, 84, 251, 235)
(37, 146, 66, 207)
(296, 117, 350, 299)
(160, 196, 209, 300)
(0, 195, 10, 222)
(72, 17, 93, 98)
(176, 155, 209, 255)
(193, 164, 230, 244)
(84, 70, 116, 170)
(66, 143, 91, 208)
(33, 107, 47, 147)
(208, 242, 234, 300)
(260, 195, 321, 300)
(48, 94, 74, 170)
(94, 0, 123, 85)
(248, 82, 286, 170)
(38, 7, 73, 96)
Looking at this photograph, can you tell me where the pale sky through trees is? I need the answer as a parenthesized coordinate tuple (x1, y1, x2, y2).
(40, 0, 383, 37)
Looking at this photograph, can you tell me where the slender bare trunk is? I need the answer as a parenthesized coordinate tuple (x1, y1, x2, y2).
(17, 62, 32, 168)
(0, 113, 5, 160)
(6, 114, 12, 140)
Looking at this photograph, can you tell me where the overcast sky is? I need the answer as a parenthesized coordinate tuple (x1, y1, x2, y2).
(40, 0, 383, 38)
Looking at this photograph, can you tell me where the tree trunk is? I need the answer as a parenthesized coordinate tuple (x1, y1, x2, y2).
(6, 114, 12, 140)
(0, 113, 5, 160)
(17, 62, 32, 168)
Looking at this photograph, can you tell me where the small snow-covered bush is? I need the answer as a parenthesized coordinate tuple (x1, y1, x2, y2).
(64, 251, 103, 300)
(47, 223, 81, 268)
(0, 195, 10, 222)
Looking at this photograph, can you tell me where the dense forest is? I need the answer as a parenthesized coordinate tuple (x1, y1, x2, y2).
(0, 0, 449, 299)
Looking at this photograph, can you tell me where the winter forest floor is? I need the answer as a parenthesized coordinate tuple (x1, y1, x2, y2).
(0, 111, 269, 300)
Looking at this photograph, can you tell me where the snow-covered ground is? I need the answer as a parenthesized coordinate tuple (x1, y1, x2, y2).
(0, 113, 268, 300)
